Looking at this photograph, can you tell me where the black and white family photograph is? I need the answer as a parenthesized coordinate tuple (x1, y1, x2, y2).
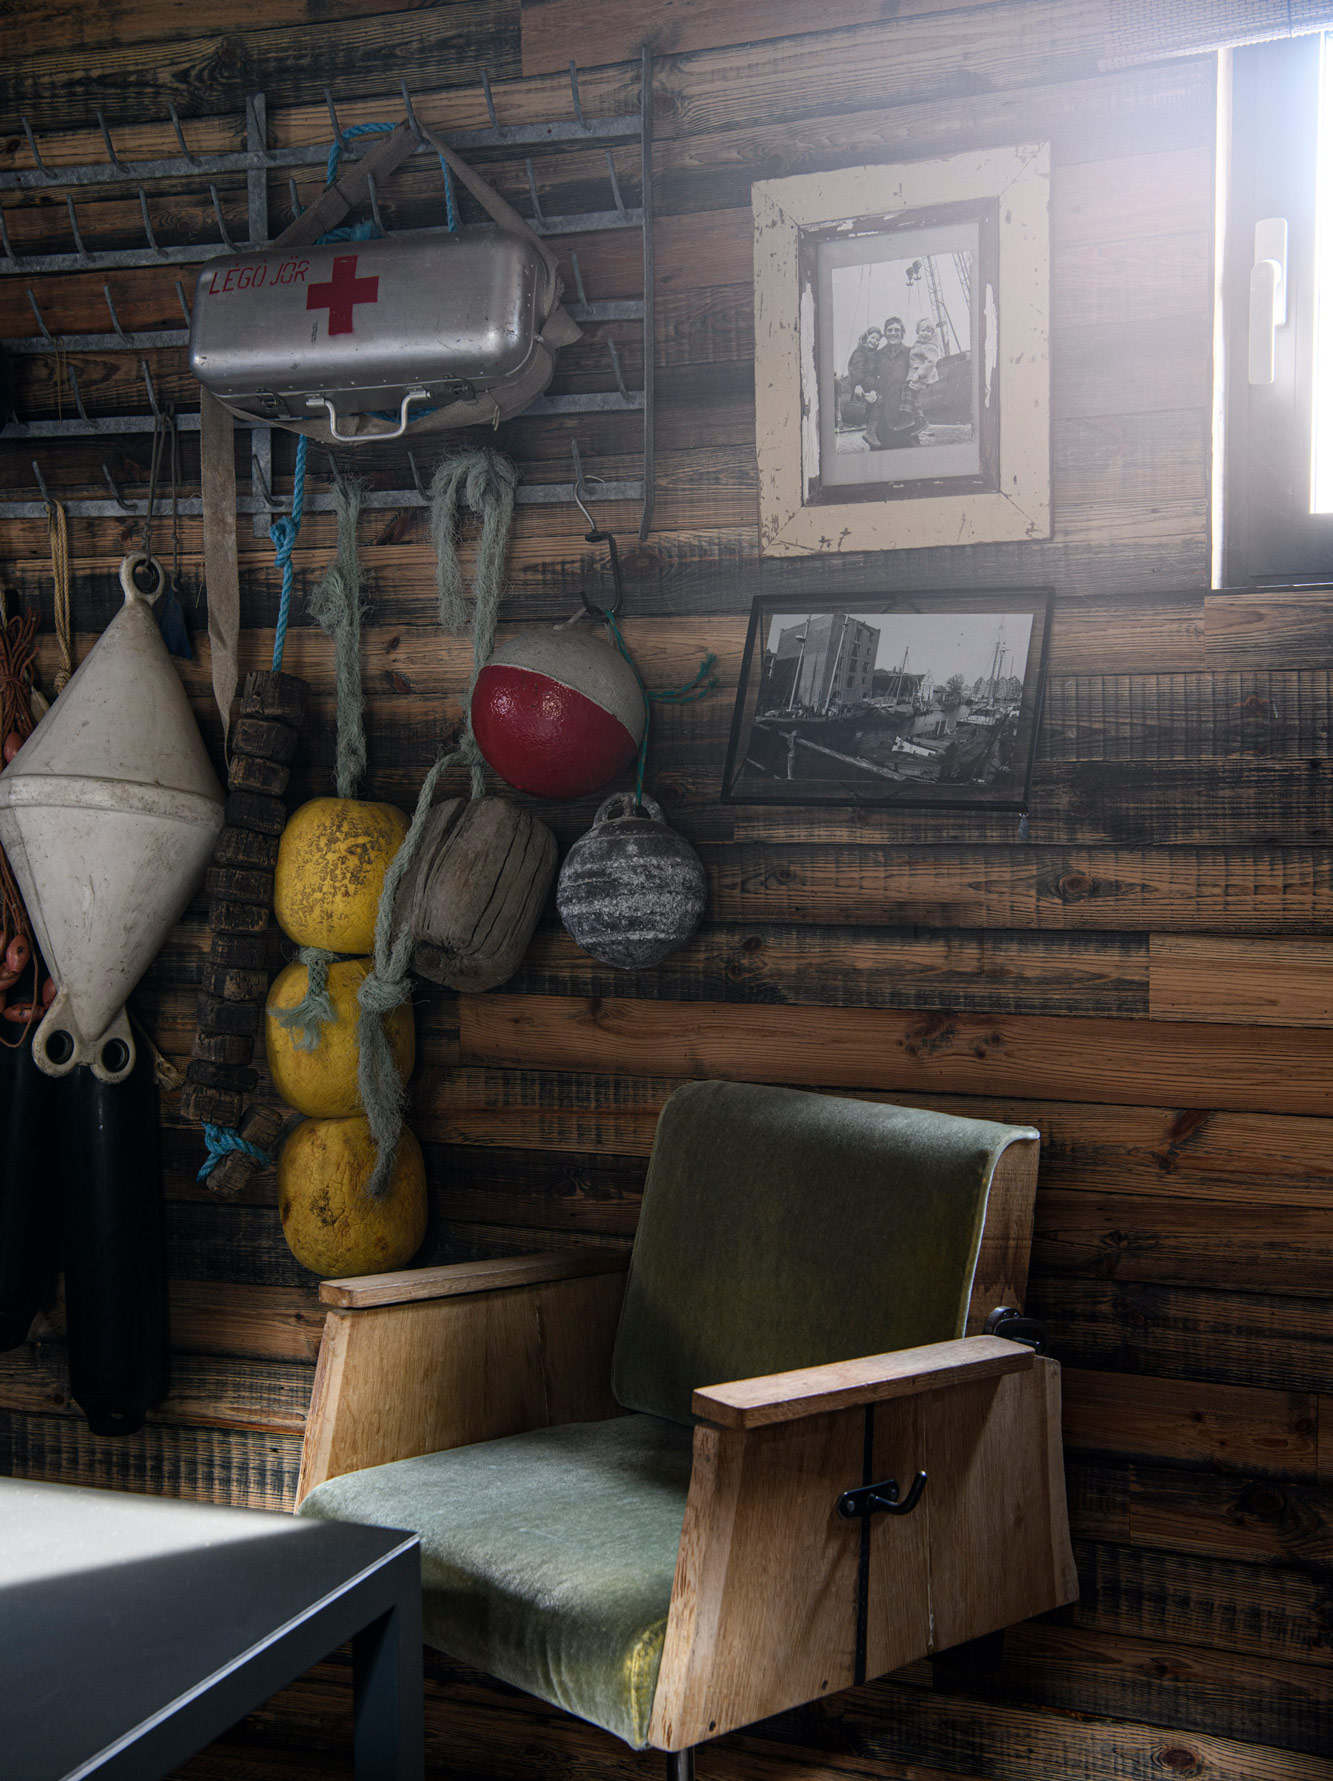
(813, 220, 983, 490)
(723, 595, 1049, 809)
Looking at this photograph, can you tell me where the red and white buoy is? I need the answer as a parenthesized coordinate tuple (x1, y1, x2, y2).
(470, 619, 645, 800)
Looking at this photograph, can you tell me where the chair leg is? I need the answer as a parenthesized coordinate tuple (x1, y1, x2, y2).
(666, 1750, 695, 1781)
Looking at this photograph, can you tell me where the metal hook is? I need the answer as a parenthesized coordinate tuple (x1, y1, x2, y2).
(366, 169, 384, 234)
(67, 364, 91, 426)
(251, 452, 283, 513)
(244, 93, 265, 152)
(568, 60, 586, 127)
(20, 117, 45, 173)
(139, 357, 161, 419)
(570, 444, 624, 617)
(399, 78, 425, 144)
(604, 149, 627, 220)
(208, 185, 237, 253)
(65, 195, 88, 262)
(606, 334, 629, 401)
(167, 101, 198, 165)
(287, 176, 304, 224)
(137, 187, 161, 254)
(96, 111, 125, 173)
(322, 445, 348, 497)
(0, 206, 15, 264)
(25, 289, 54, 347)
(103, 283, 127, 342)
(175, 279, 192, 326)
(480, 71, 498, 129)
(31, 461, 55, 515)
(324, 87, 345, 146)
(407, 449, 428, 500)
(523, 158, 544, 226)
(568, 249, 589, 307)
(101, 461, 135, 513)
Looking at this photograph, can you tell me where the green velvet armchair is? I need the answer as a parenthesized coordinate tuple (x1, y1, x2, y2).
(297, 1080, 1077, 1778)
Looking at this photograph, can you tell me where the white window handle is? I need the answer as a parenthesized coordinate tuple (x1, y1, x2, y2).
(1248, 216, 1288, 385)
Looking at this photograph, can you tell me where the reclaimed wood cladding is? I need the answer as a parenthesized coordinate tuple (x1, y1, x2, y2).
(2, 2, 1332, 1778)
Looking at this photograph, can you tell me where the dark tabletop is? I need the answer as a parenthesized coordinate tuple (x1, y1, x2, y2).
(0, 1476, 415, 1781)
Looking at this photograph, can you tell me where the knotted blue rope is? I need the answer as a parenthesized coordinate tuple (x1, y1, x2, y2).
(269, 432, 308, 672)
(198, 1122, 273, 1182)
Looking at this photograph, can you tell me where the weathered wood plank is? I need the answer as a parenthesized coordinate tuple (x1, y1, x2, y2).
(0, 1342, 312, 1434)
(1028, 1278, 1333, 1396)
(1040, 671, 1333, 760)
(707, 844, 1333, 934)
(414, 1068, 1333, 1213)
(1205, 588, 1333, 668)
(0, 1410, 301, 1510)
(1150, 936, 1333, 1027)
(1034, 1191, 1333, 1295)
(6, 0, 446, 60)
(459, 994, 1333, 1117)
(506, 920, 1150, 1017)
(521, 0, 1010, 76)
(1125, 1466, 1333, 1569)
(1063, 1538, 1333, 1671)
(5, 5, 521, 127)
(1062, 1369, 1320, 1478)
(951, 1623, 1333, 1761)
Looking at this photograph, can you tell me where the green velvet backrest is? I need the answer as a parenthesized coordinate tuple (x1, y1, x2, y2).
(611, 1080, 1037, 1426)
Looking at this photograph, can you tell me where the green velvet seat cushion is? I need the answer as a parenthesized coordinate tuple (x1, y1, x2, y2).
(298, 1413, 693, 1749)
(612, 1080, 1037, 1425)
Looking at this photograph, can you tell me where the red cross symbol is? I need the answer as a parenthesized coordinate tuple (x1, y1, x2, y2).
(306, 254, 379, 336)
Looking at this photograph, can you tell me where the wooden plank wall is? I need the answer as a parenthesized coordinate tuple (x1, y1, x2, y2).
(3, 2, 1333, 1778)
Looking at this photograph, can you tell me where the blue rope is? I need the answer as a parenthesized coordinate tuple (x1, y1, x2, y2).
(269, 433, 308, 672)
(198, 1122, 274, 1182)
(604, 612, 716, 808)
(326, 118, 457, 230)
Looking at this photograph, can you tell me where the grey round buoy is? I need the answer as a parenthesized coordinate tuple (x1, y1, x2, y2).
(557, 792, 707, 970)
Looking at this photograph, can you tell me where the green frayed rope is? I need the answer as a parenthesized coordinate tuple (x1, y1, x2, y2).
(271, 945, 339, 1051)
(355, 446, 517, 1196)
(605, 610, 717, 808)
(307, 478, 367, 800)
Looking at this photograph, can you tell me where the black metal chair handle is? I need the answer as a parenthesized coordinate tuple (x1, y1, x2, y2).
(836, 1471, 928, 1520)
(983, 1306, 1048, 1354)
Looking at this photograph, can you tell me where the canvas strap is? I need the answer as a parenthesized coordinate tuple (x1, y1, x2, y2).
(199, 388, 241, 740)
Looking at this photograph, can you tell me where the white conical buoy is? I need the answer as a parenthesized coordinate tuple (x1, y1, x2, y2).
(0, 554, 225, 1082)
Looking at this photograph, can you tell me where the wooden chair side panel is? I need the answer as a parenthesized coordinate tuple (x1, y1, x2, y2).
(916, 1358, 1076, 1655)
(296, 1270, 626, 1504)
(649, 1408, 869, 1751)
(654, 1356, 1074, 1745)
(965, 1136, 1040, 1335)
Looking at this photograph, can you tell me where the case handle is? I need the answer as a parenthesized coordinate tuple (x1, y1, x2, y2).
(305, 387, 429, 442)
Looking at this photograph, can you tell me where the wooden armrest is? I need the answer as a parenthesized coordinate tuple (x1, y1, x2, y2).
(691, 1334, 1033, 1429)
(318, 1249, 628, 1308)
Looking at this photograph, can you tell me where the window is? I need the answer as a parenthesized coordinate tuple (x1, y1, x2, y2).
(1223, 35, 1333, 582)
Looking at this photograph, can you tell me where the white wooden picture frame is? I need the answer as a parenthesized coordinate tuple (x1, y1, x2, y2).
(753, 143, 1051, 556)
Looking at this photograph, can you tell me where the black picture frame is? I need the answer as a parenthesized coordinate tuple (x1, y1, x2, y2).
(721, 589, 1052, 810)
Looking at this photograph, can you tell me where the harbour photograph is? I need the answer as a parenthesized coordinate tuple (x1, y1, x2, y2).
(723, 596, 1049, 808)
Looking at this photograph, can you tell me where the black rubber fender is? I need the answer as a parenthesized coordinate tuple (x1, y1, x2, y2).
(60, 1050, 168, 1436)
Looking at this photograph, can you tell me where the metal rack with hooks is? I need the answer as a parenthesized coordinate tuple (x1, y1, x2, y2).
(1, 50, 656, 539)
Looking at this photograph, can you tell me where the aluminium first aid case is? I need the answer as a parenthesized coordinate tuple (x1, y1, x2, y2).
(188, 229, 547, 438)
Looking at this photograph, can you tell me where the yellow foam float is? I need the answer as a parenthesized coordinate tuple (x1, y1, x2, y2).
(277, 1116, 427, 1278)
(265, 956, 415, 1119)
(274, 797, 409, 953)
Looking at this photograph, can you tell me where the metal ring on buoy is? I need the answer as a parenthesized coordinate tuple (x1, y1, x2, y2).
(118, 551, 166, 606)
